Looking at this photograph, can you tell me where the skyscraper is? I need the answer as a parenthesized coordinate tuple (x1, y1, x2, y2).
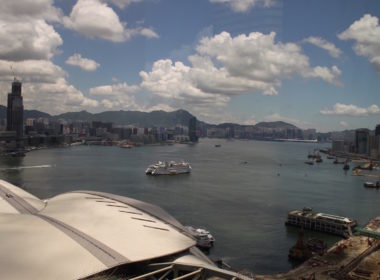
(7, 78, 24, 139)
(355, 128, 370, 155)
(188, 116, 198, 142)
(375, 124, 380, 136)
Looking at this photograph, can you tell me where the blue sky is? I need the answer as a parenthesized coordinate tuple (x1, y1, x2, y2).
(1, 0, 380, 131)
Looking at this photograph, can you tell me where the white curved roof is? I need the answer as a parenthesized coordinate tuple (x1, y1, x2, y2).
(0, 179, 196, 280)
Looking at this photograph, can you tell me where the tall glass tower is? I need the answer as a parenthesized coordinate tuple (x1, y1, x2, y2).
(7, 78, 24, 139)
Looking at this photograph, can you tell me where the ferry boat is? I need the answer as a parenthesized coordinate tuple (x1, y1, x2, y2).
(285, 208, 357, 237)
(184, 226, 215, 249)
(145, 161, 191, 176)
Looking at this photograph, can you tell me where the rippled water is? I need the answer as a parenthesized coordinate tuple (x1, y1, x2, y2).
(0, 138, 379, 274)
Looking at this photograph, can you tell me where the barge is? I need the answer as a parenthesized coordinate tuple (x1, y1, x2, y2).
(285, 208, 357, 237)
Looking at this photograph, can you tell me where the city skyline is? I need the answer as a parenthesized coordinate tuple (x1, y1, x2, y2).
(0, 0, 380, 132)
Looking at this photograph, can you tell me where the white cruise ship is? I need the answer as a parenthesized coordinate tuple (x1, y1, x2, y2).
(145, 161, 191, 175)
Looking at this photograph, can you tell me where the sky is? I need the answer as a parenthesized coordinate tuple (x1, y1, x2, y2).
(0, 0, 380, 132)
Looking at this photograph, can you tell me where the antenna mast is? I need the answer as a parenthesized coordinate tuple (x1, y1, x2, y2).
(10, 65, 16, 81)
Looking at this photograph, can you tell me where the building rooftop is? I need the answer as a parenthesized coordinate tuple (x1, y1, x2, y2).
(0, 179, 201, 280)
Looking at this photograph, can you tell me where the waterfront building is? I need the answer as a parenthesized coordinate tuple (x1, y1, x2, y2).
(0, 179, 242, 280)
(332, 140, 345, 153)
(188, 116, 198, 142)
(6, 78, 24, 139)
(355, 128, 370, 155)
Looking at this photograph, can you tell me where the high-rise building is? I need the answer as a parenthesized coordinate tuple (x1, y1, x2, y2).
(7, 78, 24, 139)
(188, 116, 198, 142)
(375, 124, 380, 136)
(355, 128, 370, 155)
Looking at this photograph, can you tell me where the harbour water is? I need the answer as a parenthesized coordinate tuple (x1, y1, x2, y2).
(0, 138, 379, 274)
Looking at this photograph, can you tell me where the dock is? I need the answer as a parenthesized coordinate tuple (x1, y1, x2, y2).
(255, 216, 380, 280)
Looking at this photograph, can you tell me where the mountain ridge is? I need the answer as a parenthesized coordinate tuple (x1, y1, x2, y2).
(0, 106, 302, 130)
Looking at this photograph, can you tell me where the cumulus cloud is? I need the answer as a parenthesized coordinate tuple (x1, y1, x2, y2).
(89, 82, 139, 96)
(137, 31, 343, 119)
(0, 0, 101, 114)
(210, 0, 274, 12)
(320, 103, 380, 116)
(0, 0, 63, 61)
(338, 14, 380, 72)
(0, 0, 62, 22)
(63, 0, 158, 42)
(303, 36, 342, 58)
(106, 0, 142, 9)
(89, 82, 142, 111)
(140, 31, 342, 114)
(0, 61, 99, 114)
(66, 53, 100, 71)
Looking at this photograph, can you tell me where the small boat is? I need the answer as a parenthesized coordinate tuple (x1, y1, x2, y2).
(316, 153, 323, 163)
(343, 159, 350, 170)
(185, 226, 215, 249)
(305, 160, 314, 165)
(214, 144, 221, 148)
(327, 155, 335, 159)
(120, 143, 133, 149)
(333, 158, 345, 164)
(364, 182, 380, 189)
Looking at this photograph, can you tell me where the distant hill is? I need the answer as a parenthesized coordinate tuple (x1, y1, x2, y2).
(54, 109, 197, 127)
(254, 121, 298, 130)
(0, 105, 302, 131)
(0, 105, 51, 120)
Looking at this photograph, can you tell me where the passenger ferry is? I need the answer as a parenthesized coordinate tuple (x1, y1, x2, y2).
(285, 208, 357, 237)
(145, 161, 191, 176)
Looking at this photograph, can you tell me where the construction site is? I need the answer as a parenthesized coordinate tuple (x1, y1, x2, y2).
(254, 217, 380, 280)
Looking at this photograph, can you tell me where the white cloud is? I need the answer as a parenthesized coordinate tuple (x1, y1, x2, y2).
(89, 82, 139, 96)
(89, 82, 142, 111)
(0, 0, 62, 22)
(303, 36, 342, 58)
(209, 0, 274, 12)
(63, 0, 158, 42)
(106, 0, 142, 9)
(66, 53, 100, 71)
(0, 0, 101, 114)
(338, 14, 380, 72)
(139, 31, 342, 120)
(0, 1, 63, 62)
(0, 60, 99, 113)
(320, 103, 380, 116)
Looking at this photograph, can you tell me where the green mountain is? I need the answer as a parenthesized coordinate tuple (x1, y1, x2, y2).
(54, 109, 196, 127)
(254, 121, 298, 130)
(0, 105, 51, 120)
(0, 105, 301, 131)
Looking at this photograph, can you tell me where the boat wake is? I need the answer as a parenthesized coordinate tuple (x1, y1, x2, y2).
(0, 165, 52, 170)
